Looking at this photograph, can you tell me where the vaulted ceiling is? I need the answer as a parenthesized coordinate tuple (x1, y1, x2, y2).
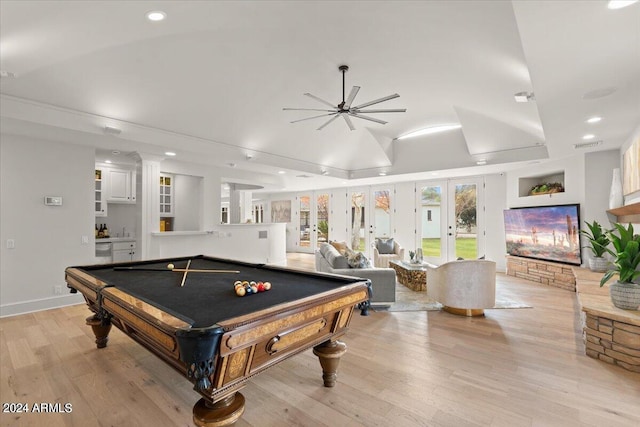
(1, 1, 638, 191)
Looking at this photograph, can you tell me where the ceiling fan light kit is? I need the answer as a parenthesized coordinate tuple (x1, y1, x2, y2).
(284, 65, 406, 130)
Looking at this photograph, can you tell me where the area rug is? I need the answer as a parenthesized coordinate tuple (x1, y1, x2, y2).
(372, 295, 531, 312)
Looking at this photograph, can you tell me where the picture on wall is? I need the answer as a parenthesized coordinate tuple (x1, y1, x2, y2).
(622, 137, 640, 195)
(503, 204, 582, 265)
(271, 200, 291, 223)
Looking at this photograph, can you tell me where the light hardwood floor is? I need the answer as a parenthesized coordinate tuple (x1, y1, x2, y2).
(1, 253, 639, 427)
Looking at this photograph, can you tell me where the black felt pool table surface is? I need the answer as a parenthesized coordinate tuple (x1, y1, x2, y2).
(76, 256, 363, 328)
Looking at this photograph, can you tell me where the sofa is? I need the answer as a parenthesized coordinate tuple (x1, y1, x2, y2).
(426, 259, 496, 316)
(371, 238, 405, 268)
(315, 243, 396, 303)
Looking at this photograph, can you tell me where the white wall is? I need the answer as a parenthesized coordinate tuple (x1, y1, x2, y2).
(1, 134, 92, 316)
(173, 174, 203, 231)
(484, 173, 507, 270)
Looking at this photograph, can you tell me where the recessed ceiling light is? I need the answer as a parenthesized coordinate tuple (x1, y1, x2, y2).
(396, 124, 462, 140)
(146, 11, 166, 21)
(378, 172, 387, 176)
(583, 134, 596, 140)
(476, 159, 487, 165)
(105, 160, 112, 164)
(586, 116, 602, 124)
(111, 150, 120, 155)
(278, 170, 286, 174)
(608, 0, 638, 9)
(165, 151, 176, 156)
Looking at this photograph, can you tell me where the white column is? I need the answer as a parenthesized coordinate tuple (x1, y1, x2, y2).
(240, 190, 253, 223)
(136, 154, 162, 259)
(229, 184, 241, 224)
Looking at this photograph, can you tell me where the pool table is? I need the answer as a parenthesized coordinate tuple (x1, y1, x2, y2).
(65, 255, 371, 426)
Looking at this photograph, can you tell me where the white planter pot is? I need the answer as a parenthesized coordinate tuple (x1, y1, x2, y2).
(609, 281, 640, 310)
(588, 257, 609, 272)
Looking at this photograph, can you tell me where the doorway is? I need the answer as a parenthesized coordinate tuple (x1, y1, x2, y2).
(416, 178, 483, 264)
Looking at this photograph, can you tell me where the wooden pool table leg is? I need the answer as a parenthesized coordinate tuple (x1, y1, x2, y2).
(313, 340, 347, 387)
(86, 314, 112, 349)
(193, 393, 245, 427)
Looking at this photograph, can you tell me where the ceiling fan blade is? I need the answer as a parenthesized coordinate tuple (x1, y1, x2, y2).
(352, 108, 407, 113)
(317, 114, 341, 130)
(352, 93, 400, 110)
(343, 86, 360, 109)
(283, 108, 338, 112)
(342, 114, 356, 131)
(304, 93, 337, 109)
(348, 113, 388, 125)
(290, 112, 337, 124)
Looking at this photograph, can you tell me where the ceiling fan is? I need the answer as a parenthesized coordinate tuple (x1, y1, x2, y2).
(283, 65, 406, 131)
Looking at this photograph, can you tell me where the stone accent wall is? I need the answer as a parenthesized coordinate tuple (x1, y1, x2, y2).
(506, 256, 576, 291)
(583, 314, 640, 373)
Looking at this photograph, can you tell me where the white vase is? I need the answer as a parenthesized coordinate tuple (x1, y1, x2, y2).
(609, 168, 624, 209)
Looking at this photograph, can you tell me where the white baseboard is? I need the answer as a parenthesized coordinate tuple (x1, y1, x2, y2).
(0, 294, 85, 318)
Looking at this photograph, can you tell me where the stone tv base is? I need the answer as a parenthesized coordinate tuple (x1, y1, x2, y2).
(506, 255, 576, 292)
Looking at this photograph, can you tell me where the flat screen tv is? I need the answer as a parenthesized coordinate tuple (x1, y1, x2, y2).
(503, 204, 582, 265)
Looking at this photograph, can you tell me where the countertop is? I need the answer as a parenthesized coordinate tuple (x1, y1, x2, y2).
(95, 237, 136, 243)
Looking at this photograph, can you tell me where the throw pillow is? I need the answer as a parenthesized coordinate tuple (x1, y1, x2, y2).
(376, 238, 395, 254)
(346, 251, 371, 269)
(329, 240, 349, 255)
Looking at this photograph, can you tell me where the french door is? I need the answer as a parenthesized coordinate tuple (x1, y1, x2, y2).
(416, 178, 483, 265)
(349, 186, 394, 257)
(296, 192, 330, 253)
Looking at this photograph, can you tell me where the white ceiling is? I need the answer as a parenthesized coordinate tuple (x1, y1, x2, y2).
(1, 1, 639, 192)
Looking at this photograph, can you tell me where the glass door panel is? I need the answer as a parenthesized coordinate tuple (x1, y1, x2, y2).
(316, 193, 329, 248)
(350, 191, 367, 251)
(299, 195, 311, 249)
(451, 182, 478, 260)
(373, 189, 392, 239)
(418, 184, 444, 263)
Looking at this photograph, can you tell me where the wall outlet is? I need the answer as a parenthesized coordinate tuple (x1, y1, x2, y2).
(54, 286, 63, 295)
(81, 235, 89, 244)
(6, 239, 15, 249)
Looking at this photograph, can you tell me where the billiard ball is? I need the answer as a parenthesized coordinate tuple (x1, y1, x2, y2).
(234, 280, 242, 286)
(236, 287, 246, 297)
(264, 282, 271, 291)
(167, 263, 175, 270)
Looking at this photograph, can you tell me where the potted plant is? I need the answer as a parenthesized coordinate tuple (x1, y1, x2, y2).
(580, 220, 610, 272)
(600, 223, 640, 310)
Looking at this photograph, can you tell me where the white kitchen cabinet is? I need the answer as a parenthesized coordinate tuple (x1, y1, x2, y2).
(112, 241, 136, 262)
(160, 174, 174, 216)
(95, 168, 107, 216)
(107, 168, 136, 203)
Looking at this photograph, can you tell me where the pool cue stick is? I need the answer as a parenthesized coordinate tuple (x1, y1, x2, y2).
(180, 259, 191, 287)
(171, 269, 240, 273)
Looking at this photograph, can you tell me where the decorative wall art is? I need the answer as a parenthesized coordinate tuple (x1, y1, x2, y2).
(623, 137, 640, 196)
(271, 200, 291, 223)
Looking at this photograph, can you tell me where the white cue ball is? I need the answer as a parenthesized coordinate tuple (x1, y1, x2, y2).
(167, 263, 175, 269)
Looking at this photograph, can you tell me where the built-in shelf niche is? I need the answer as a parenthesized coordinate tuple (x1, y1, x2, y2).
(518, 171, 565, 198)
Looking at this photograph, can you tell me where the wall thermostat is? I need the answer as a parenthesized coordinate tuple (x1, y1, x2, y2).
(44, 196, 63, 206)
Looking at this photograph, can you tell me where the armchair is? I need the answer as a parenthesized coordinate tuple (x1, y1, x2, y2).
(427, 259, 496, 316)
(372, 238, 405, 268)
